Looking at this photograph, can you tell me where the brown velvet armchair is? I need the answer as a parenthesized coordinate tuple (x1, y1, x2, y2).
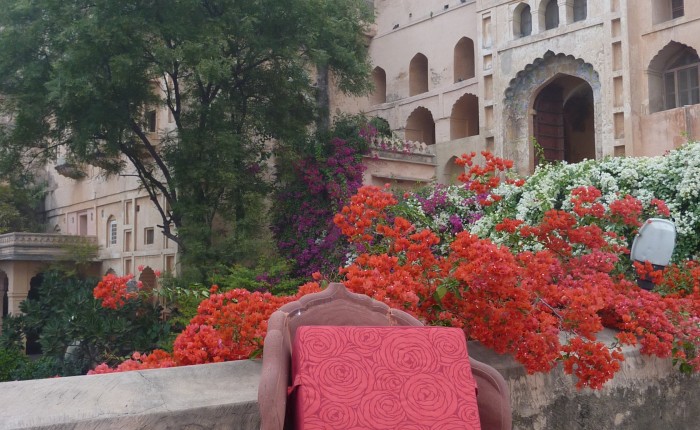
(258, 283, 512, 430)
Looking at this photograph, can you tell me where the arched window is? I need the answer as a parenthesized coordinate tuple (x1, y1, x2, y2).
(545, 0, 559, 30)
(652, 0, 684, 24)
(514, 4, 532, 38)
(573, 0, 587, 22)
(664, 50, 699, 110)
(107, 216, 117, 247)
(405, 107, 435, 145)
(450, 94, 480, 139)
(648, 42, 700, 112)
(454, 38, 475, 83)
(409, 53, 429, 96)
(371, 67, 387, 105)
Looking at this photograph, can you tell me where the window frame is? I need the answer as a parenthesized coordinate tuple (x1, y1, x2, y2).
(663, 55, 700, 110)
(109, 220, 118, 246)
(144, 227, 155, 245)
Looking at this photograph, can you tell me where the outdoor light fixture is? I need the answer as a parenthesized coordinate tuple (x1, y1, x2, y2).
(126, 279, 139, 294)
(630, 218, 676, 291)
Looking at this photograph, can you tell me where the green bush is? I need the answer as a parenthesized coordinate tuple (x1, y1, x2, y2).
(2, 270, 171, 377)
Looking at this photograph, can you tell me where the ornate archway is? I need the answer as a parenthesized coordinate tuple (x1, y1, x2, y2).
(503, 51, 601, 172)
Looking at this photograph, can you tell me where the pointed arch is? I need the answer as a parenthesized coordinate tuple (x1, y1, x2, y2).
(444, 156, 465, 184)
(648, 41, 699, 112)
(542, 0, 559, 30)
(454, 38, 475, 82)
(503, 51, 601, 172)
(106, 215, 117, 247)
(450, 93, 480, 139)
(513, 3, 532, 38)
(405, 106, 436, 145)
(409, 53, 429, 96)
(139, 266, 157, 292)
(371, 67, 387, 105)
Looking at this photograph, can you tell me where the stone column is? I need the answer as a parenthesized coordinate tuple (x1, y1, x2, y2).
(0, 262, 33, 316)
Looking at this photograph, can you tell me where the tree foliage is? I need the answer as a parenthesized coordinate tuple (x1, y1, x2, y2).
(0, 182, 44, 234)
(0, 0, 373, 274)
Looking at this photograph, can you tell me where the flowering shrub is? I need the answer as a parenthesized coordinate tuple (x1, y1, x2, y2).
(472, 141, 700, 260)
(93, 274, 143, 310)
(334, 184, 699, 389)
(91, 147, 700, 390)
(90, 283, 322, 374)
(273, 115, 369, 277)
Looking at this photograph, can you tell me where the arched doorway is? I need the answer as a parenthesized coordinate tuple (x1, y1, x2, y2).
(503, 51, 601, 172)
(444, 156, 465, 184)
(533, 75, 595, 163)
(405, 107, 436, 145)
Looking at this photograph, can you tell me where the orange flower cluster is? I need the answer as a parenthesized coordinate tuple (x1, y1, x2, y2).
(89, 283, 323, 374)
(455, 151, 521, 205)
(333, 183, 698, 389)
(93, 274, 142, 310)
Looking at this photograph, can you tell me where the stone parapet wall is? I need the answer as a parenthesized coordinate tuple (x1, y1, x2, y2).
(0, 360, 261, 430)
(468, 329, 700, 430)
(0, 340, 698, 430)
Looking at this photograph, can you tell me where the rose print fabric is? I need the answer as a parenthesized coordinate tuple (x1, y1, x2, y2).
(291, 326, 481, 430)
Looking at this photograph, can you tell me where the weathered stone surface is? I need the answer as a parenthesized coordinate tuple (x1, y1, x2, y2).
(2, 336, 698, 430)
(0, 360, 261, 430)
(469, 329, 700, 430)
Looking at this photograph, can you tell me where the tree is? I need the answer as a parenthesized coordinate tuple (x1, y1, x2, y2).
(0, 0, 373, 275)
(0, 182, 44, 234)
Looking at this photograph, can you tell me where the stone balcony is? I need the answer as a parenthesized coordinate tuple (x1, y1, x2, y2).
(364, 140, 437, 186)
(0, 233, 97, 262)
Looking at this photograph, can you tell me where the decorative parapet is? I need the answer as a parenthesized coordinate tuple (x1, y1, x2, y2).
(0, 233, 97, 261)
(367, 137, 437, 165)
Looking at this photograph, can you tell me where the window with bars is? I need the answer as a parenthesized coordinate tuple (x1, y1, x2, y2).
(144, 227, 155, 245)
(664, 50, 700, 110)
(107, 218, 117, 246)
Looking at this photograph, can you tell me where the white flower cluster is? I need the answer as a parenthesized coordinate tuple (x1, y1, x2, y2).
(469, 142, 700, 260)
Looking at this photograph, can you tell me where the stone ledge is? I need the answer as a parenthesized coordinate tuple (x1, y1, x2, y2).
(468, 329, 700, 430)
(1, 336, 698, 430)
(0, 360, 261, 430)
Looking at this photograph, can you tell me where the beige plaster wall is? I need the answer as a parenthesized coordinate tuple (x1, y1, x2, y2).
(43, 104, 177, 277)
(333, 0, 700, 179)
(627, 0, 700, 155)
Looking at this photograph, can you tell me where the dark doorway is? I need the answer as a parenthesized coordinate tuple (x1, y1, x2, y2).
(533, 75, 595, 165)
(25, 274, 44, 354)
(1, 272, 8, 319)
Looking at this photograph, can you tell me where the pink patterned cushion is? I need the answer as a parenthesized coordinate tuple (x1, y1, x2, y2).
(291, 326, 481, 430)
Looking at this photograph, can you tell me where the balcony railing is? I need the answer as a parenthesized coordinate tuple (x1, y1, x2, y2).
(0, 233, 97, 261)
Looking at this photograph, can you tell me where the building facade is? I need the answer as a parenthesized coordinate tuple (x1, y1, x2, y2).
(2, 0, 699, 321)
(333, 0, 699, 178)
